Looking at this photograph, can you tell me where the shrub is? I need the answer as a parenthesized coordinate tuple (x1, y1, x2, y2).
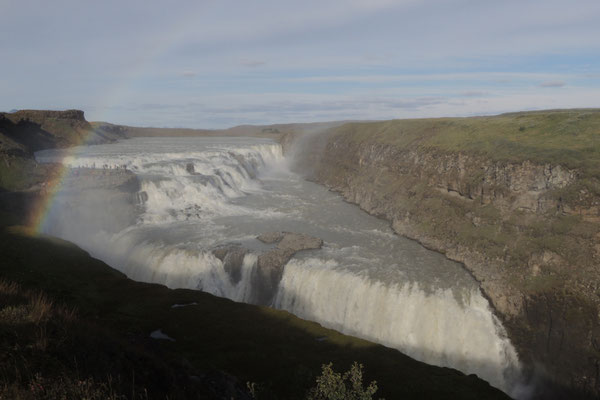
(306, 362, 383, 400)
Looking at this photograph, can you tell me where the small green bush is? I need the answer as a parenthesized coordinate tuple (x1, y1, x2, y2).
(306, 362, 383, 400)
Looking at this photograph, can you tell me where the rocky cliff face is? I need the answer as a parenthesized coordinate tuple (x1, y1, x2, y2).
(213, 232, 323, 304)
(0, 110, 128, 192)
(289, 130, 600, 398)
(0, 109, 128, 155)
(0, 109, 91, 152)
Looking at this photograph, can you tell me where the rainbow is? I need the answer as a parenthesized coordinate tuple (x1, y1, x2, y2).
(24, 5, 212, 234)
(26, 32, 174, 234)
(27, 132, 93, 235)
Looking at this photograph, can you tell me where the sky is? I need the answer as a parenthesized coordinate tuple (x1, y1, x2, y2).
(1, 0, 599, 128)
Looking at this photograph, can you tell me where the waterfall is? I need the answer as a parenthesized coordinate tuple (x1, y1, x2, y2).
(274, 258, 520, 392)
(35, 137, 523, 396)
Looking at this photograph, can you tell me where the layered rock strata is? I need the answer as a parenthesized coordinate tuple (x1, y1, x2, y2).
(289, 131, 600, 398)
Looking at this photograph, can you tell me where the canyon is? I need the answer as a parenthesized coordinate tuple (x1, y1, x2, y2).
(2, 109, 599, 398)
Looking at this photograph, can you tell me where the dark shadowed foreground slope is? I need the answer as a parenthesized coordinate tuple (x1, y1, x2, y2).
(0, 227, 509, 399)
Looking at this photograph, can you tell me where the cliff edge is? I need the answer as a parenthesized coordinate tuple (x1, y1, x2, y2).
(0, 109, 128, 193)
(287, 109, 600, 398)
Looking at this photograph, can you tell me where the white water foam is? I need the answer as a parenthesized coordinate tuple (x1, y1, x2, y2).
(274, 258, 521, 393)
(36, 137, 523, 396)
(82, 228, 259, 303)
(38, 139, 284, 224)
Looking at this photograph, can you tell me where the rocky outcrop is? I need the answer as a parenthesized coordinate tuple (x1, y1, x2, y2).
(254, 232, 323, 303)
(0, 109, 129, 192)
(288, 129, 600, 398)
(7, 109, 86, 121)
(0, 109, 91, 151)
(213, 245, 249, 284)
(213, 232, 323, 304)
(0, 109, 127, 156)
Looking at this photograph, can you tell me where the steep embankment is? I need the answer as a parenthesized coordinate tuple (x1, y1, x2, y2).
(1, 227, 512, 399)
(289, 109, 600, 398)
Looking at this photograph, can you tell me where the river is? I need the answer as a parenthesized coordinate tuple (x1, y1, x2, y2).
(36, 136, 522, 394)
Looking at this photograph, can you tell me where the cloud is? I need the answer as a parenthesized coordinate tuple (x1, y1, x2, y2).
(539, 81, 566, 88)
(285, 72, 572, 84)
(2, 0, 600, 128)
(240, 59, 266, 68)
(179, 71, 197, 78)
(84, 83, 600, 129)
(460, 91, 488, 97)
(198, 95, 445, 116)
(140, 103, 180, 110)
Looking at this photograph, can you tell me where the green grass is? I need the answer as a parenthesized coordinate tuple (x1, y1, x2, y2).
(331, 109, 600, 178)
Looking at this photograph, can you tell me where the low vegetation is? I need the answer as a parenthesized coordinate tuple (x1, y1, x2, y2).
(0, 279, 120, 399)
(306, 362, 382, 400)
(332, 109, 600, 179)
(0, 278, 203, 399)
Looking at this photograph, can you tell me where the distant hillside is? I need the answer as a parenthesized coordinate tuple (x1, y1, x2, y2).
(90, 120, 346, 141)
(90, 121, 214, 139)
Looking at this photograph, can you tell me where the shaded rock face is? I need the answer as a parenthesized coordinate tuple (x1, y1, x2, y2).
(254, 232, 323, 304)
(186, 162, 195, 174)
(0, 109, 131, 193)
(213, 245, 248, 285)
(0, 109, 92, 151)
(290, 133, 600, 398)
(0, 110, 127, 153)
(212, 232, 323, 304)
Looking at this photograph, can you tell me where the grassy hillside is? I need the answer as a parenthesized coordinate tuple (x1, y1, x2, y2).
(90, 120, 344, 141)
(332, 109, 600, 179)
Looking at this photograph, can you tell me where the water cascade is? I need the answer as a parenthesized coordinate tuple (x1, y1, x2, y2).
(36, 137, 522, 395)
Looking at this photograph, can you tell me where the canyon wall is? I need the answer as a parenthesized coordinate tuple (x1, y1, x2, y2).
(285, 114, 600, 398)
